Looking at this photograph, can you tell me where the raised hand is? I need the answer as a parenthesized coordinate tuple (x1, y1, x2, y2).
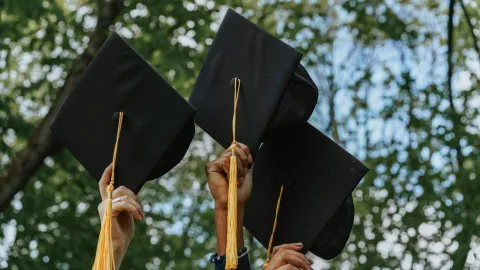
(97, 164, 144, 268)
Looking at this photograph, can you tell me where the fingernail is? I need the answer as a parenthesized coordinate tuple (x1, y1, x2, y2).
(248, 154, 253, 163)
(295, 242, 303, 247)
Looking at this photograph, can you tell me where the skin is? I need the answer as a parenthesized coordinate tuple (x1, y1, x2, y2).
(96, 142, 313, 269)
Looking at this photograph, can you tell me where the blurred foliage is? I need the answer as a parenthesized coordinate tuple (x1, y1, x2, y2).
(1, 0, 479, 269)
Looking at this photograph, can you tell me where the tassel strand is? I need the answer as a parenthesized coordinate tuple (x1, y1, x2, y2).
(263, 185, 284, 269)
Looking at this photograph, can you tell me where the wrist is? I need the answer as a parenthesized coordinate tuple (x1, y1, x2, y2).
(214, 203, 246, 255)
(214, 201, 228, 212)
(215, 201, 246, 213)
(113, 241, 129, 268)
(215, 204, 245, 225)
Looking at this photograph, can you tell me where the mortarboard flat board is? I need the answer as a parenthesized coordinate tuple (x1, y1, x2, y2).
(189, 9, 318, 157)
(50, 32, 196, 194)
(244, 122, 369, 260)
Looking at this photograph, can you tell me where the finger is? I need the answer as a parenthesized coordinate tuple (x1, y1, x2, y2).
(238, 175, 245, 187)
(112, 201, 143, 220)
(99, 164, 113, 200)
(270, 249, 312, 270)
(272, 243, 303, 257)
(232, 144, 249, 168)
(274, 265, 298, 270)
(222, 147, 233, 156)
(221, 156, 245, 185)
(278, 250, 312, 270)
(221, 156, 244, 177)
(222, 157, 230, 175)
(112, 186, 137, 201)
(237, 165, 251, 187)
(236, 155, 245, 178)
(224, 144, 249, 168)
(206, 157, 229, 175)
(237, 142, 253, 164)
(116, 195, 144, 219)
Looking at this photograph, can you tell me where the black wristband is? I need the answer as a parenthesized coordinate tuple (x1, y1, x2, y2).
(209, 247, 248, 264)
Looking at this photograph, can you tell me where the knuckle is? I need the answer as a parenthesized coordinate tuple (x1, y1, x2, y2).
(126, 190, 136, 199)
(120, 202, 132, 211)
(205, 161, 214, 170)
(205, 161, 216, 174)
(97, 202, 103, 212)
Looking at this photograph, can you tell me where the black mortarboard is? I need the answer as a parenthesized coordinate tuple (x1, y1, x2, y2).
(50, 32, 196, 194)
(244, 123, 368, 260)
(189, 9, 318, 157)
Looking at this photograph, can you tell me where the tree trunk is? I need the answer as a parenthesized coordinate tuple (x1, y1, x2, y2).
(0, 0, 124, 210)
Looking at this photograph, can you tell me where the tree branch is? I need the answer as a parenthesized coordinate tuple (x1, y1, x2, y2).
(0, 0, 124, 210)
(459, 0, 480, 58)
(327, 81, 340, 144)
(446, 0, 465, 170)
(447, 0, 455, 113)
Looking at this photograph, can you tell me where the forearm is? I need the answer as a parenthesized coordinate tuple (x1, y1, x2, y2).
(114, 249, 124, 268)
(215, 203, 245, 255)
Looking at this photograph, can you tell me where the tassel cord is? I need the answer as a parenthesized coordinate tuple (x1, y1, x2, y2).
(263, 185, 284, 269)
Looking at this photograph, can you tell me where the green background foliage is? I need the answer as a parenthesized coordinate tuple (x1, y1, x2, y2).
(1, 0, 479, 269)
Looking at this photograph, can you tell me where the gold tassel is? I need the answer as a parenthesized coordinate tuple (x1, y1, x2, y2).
(225, 78, 241, 270)
(225, 147, 238, 269)
(263, 185, 284, 269)
(92, 185, 115, 270)
(93, 112, 124, 270)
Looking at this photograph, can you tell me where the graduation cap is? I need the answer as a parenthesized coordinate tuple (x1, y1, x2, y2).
(189, 8, 318, 158)
(50, 32, 196, 194)
(244, 122, 369, 263)
(188, 9, 318, 268)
